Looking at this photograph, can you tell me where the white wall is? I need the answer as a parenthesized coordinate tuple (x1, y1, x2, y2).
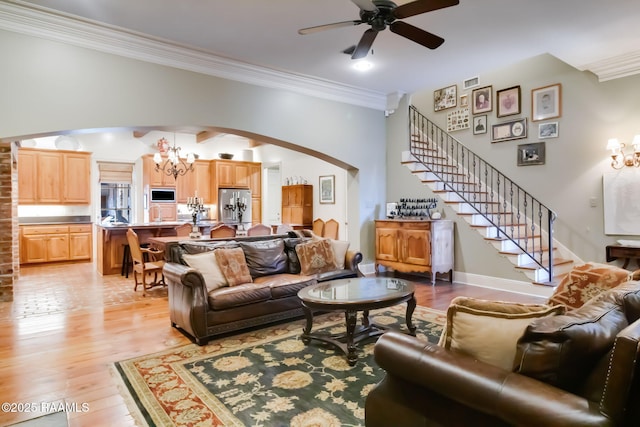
(387, 54, 640, 279)
(0, 29, 387, 260)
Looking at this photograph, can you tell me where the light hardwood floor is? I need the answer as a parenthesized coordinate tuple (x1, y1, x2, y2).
(0, 263, 544, 426)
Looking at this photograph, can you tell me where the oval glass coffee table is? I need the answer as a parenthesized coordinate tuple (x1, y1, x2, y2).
(297, 277, 416, 365)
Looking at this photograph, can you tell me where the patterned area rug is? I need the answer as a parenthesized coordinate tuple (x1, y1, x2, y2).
(114, 305, 445, 426)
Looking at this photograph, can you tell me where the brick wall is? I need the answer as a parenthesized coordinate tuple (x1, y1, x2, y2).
(0, 142, 16, 302)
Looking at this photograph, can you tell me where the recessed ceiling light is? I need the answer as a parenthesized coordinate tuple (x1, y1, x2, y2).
(353, 60, 373, 72)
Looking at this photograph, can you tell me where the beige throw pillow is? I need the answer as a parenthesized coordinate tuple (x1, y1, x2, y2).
(439, 297, 566, 371)
(214, 247, 252, 286)
(182, 251, 228, 292)
(329, 239, 350, 270)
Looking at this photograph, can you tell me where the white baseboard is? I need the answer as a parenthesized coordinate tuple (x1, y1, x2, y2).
(360, 262, 554, 298)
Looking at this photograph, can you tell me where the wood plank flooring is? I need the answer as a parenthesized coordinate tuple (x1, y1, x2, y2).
(0, 263, 545, 426)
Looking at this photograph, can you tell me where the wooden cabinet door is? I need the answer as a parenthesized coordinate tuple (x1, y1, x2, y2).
(37, 151, 63, 203)
(18, 150, 38, 204)
(149, 203, 177, 221)
(401, 229, 431, 266)
(216, 161, 234, 187)
(249, 163, 261, 197)
(375, 227, 400, 262)
(69, 225, 92, 260)
(64, 152, 91, 204)
(194, 161, 211, 203)
(47, 234, 70, 262)
(22, 235, 48, 263)
(144, 155, 177, 187)
(251, 197, 261, 224)
(234, 163, 250, 188)
(176, 164, 195, 203)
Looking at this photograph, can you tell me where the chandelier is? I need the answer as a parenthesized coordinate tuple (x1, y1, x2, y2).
(153, 136, 195, 179)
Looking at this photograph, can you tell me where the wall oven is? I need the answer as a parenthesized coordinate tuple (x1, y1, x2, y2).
(150, 188, 176, 203)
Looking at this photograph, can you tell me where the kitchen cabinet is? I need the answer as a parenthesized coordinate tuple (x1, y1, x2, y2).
(20, 224, 92, 264)
(176, 160, 211, 203)
(143, 155, 177, 188)
(282, 185, 312, 228)
(149, 203, 177, 221)
(18, 148, 91, 205)
(214, 160, 254, 188)
(64, 153, 92, 203)
(375, 219, 454, 284)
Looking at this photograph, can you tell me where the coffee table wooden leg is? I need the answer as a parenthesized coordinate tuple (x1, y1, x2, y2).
(362, 310, 370, 328)
(302, 305, 313, 336)
(345, 310, 358, 366)
(406, 294, 417, 336)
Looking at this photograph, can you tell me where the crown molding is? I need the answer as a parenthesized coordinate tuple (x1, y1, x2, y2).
(577, 50, 640, 82)
(0, 1, 387, 110)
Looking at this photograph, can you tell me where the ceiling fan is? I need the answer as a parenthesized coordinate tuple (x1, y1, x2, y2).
(298, 0, 459, 60)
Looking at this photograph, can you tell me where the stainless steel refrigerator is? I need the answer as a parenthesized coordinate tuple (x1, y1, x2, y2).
(218, 188, 251, 226)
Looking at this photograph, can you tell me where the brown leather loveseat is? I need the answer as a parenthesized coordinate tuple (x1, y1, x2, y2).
(365, 281, 640, 427)
(164, 234, 362, 345)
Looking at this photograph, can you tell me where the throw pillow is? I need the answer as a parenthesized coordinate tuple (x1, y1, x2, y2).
(329, 239, 350, 270)
(239, 239, 288, 278)
(547, 262, 632, 309)
(295, 239, 338, 276)
(182, 251, 228, 292)
(439, 297, 566, 371)
(214, 247, 252, 286)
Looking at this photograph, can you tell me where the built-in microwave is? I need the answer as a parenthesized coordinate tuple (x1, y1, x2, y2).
(150, 188, 176, 203)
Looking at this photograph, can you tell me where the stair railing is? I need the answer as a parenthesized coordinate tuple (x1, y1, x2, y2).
(409, 105, 557, 283)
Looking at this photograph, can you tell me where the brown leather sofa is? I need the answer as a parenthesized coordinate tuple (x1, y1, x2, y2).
(163, 234, 363, 345)
(365, 281, 640, 427)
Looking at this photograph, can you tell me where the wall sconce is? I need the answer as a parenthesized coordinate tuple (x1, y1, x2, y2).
(607, 136, 640, 169)
(153, 135, 195, 180)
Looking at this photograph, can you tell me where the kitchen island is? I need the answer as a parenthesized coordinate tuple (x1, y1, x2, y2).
(95, 222, 190, 275)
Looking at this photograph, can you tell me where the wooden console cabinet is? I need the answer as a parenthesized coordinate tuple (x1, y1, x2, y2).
(282, 185, 313, 229)
(375, 219, 454, 284)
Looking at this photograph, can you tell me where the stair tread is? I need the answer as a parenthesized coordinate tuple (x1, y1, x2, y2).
(516, 258, 574, 270)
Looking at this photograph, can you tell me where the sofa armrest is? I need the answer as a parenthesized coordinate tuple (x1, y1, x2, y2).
(373, 332, 613, 427)
(163, 262, 210, 344)
(345, 249, 363, 276)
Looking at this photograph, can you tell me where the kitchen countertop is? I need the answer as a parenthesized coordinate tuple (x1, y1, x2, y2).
(19, 215, 92, 225)
(96, 221, 189, 229)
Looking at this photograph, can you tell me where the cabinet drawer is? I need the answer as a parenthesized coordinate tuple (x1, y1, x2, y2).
(69, 224, 92, 233)
(22, 225, 69, 235)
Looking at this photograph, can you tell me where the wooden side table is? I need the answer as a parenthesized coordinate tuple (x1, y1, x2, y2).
(606, 245, 640, 269)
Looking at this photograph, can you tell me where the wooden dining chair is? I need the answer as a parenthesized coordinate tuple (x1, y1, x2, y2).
(312, 218, 325, 237)
(247, 223, 271, 236)
(323, 219, 339, 240)
(175, 222, 193, 237)
(126, 228, 165, 297)
(209, 224, 237, 238)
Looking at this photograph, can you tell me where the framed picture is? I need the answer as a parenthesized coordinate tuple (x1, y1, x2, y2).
(473, 115, 487, 135)
(434, 84, 457, 111)
(538, 121, 559, 138)
(463, 76, 479, 89)
(460, 94, 469, 108)
(447, 108, 470, 132)
(531, 83, 561, 121)
(472, 85, 493, 114)
(319, 175, 335, 204)
(496, 86, 521, 117)
(491, 118, 528, 143)
(517, 142, 545, 166)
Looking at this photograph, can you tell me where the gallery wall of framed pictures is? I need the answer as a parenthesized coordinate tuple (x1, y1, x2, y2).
(432, 78, 562, 166)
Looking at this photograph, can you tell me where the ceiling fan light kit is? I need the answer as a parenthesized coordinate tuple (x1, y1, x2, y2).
(298, 0, 459, 60)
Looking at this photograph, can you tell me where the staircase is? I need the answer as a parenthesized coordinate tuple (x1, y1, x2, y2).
(405, 106, 578, 285)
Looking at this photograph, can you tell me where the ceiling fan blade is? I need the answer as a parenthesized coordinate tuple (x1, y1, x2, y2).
(390, 21, 444, 49)
(352, 28, 378, 59)
(351, 0, 378, 12)
(394, 0, 459, 19)
(298, 20, 362, 35)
